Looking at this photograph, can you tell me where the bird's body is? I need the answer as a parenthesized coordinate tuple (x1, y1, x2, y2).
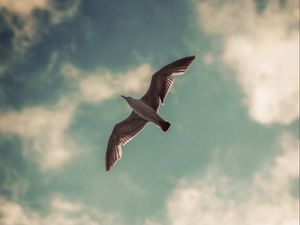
(105, 56, 195, 172)
(121, 96, 170, 131)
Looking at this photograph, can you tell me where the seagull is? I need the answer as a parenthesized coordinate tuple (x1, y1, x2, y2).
(105, 56, 195, 172)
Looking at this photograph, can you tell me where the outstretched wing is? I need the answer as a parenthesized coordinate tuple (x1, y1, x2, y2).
(105, 111, 147, 172)
(142, 56, 195, 111)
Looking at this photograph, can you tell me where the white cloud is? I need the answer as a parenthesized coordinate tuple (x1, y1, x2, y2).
(48, 1, 80, 25)
(0, 0, 49, 17)
(197, 0, 299, 125)
(78, 64, 151, 103)
(0, 98, 78, 170)
(0, 63, 152, 170)
(0, 0, 80, 23)
(0, 195, 122, 225)
(0, 0, 79, 55)
(145, 133, 299, 225)
(60, 63, 81, 79)
(61, 63, 151, 103)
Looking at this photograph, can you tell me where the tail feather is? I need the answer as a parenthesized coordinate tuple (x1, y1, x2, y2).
(160, 121, 171, 132)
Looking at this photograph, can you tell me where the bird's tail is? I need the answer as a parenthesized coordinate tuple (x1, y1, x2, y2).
(160, 120, 171, 132)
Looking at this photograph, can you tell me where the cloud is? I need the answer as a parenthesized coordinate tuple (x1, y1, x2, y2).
(0, 0, 80, 74)
(61, 63, 151, 103)
(145, 133, 299, 225)
(0, 98, 78, 170)
(47, 1, 80, 25)
(0, 0, 52, 17)
(197, 0, 299, 125)
(0, 164, 29, 201)
(0, 195, 122, 225)
(78, 64, 151, 103)
(0, 63, 152, 170)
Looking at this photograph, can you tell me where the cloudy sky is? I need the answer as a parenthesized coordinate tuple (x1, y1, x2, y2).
(0, 0, 299, 224)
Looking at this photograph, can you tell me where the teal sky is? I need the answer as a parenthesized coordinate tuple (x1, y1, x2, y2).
(0, 0, 299, 225)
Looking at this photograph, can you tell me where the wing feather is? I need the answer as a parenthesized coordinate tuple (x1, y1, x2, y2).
(105, 56, 195, 171)
(105, 112, 147, 172)
(142, 56, 195, 110)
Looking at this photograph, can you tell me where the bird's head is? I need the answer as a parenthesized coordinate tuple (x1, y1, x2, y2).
(121, 95, 130, 101)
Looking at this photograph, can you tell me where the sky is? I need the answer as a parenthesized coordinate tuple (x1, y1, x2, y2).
(0, 0, 299, 225)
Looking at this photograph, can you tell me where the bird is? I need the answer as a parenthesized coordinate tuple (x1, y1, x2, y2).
(105, 56, 195, 172)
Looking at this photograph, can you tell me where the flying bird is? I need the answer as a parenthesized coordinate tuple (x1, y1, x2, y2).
(105, 56, 195, 172)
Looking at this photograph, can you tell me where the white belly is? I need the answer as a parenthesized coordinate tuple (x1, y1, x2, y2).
(127, 99, 164, 125)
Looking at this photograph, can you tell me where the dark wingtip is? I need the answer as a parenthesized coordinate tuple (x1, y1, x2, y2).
(185, 55, 196, 62)
(180, 55, 196, 66)
(105, 163, 110, 172)
(161, 121, 171, 132)
(188, 56, 196, 64)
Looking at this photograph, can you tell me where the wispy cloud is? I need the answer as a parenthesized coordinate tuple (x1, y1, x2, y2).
(0, 63, 152, 170)
(0, 0, 50, 17)
(0, 98, 78, 170)
(145, 133, 299, 225)
(0, 0, 80, 74)
(61, 63, 151, 103)
(0, 164, 29, 201)
(0, 194, 123, 225)
(197, 0, 299, 125)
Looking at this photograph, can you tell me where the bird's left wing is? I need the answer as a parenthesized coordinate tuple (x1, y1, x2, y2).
(105, 111, 148, 172)
(142, 56, 195, 111)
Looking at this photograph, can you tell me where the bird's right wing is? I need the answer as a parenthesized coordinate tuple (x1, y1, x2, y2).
(142, 56, 195, 111)
(105, 111, 147, 172)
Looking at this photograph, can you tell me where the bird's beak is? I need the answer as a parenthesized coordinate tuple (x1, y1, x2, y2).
(121, 95, 126, 99)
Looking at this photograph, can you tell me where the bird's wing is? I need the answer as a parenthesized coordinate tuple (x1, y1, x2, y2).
(105, 111, 147, 172)
(142, 56, 195, 111)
